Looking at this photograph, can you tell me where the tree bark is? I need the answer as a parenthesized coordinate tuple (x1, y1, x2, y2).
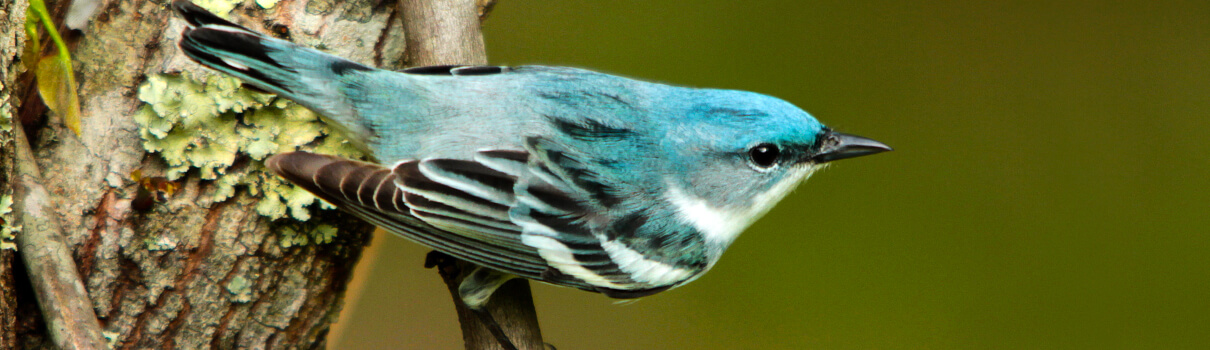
(1, 1, 31, 347)
(2, 0, 415, 348)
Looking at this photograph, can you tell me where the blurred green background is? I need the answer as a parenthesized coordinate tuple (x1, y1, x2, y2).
(333, 1, 1210, 348)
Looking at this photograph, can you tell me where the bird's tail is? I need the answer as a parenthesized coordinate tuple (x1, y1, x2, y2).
(171, 0, 376, 143)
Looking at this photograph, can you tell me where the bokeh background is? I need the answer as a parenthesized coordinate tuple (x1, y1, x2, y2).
(333, 1, 1210, 348)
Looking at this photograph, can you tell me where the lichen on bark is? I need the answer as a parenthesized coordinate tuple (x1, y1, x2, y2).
(132, 72, 364, 227)
(0, 195, 17, 250)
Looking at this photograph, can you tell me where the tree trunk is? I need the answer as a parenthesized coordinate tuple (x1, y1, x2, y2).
(1, 0, 31, 347)
(1, 0, 422, 348)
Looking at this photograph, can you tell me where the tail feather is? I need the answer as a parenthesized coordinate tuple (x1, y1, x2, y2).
(178, 27, 300, 95)
(172, 0, 247, 29)
(172, 1, 377, 146)
(266, 152, 387, 208)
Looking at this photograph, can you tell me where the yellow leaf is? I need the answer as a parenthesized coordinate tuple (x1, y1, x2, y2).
(22, 15, 40, 72)
(36, 55, 82, 135)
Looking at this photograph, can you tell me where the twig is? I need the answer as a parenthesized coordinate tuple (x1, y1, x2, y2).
(398, 1, 547, 349)
(10, 122, 107, 349)
(426, 253, 544, 350)
(400, 0, 489, 67)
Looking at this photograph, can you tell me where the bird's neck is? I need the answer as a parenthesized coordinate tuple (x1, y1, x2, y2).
(665, 164, 823, 259)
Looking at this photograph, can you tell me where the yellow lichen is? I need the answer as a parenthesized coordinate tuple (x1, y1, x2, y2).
(0, 100, 12, 132)
(135, 72, 365, 245)
(226, 275, 254, 303)
(192, 0, 243, 17)
(0, 194, 18, 250)
(1, 79, 12, 132)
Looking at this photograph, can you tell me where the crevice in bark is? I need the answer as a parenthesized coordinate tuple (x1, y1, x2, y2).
(76, 190, 116, 277)
(373, 7, 402, 67)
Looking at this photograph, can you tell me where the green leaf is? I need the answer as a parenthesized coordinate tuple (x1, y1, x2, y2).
(28, 0, 83, 136)
(36, 55, 82, 135)
(22, 14, 40, 72)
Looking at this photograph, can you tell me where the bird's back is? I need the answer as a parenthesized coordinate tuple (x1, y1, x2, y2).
(339, 66, 672, 164)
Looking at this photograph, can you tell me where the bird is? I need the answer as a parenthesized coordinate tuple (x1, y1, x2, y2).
(171, 0, 889, 342)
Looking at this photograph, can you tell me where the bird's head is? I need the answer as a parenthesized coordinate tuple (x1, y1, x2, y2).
(658, 88, 891, 249)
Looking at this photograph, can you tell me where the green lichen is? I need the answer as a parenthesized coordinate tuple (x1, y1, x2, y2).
(226, 275, 254, 303)
(1, 80, 12, 132)
(1, 194, 18, 250)
(279, 223, 337, 248)
(135, 72, 365, 245)
(193, 0, 243, 17)
(1, 100, 12, 132)
(135, 73, 274, 181)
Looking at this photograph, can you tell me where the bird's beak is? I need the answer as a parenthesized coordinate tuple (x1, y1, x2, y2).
(809, 130, 892, 163)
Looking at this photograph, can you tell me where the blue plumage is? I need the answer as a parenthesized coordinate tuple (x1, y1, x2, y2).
(172, 1, 889, 308)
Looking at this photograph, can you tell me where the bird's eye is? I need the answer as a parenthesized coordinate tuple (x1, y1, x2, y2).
(748, 143, 780, 168)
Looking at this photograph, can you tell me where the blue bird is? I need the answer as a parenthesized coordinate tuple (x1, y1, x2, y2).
(173, 0, 888, 313)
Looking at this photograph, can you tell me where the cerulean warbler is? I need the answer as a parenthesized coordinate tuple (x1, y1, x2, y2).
(172, 1, 890, 310)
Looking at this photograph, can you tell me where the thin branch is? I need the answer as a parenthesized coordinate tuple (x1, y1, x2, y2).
(426, 253, 545, 350)
(10, 122, 107, 350)
(397, 1, 546, 349)
(400, 0, 489, 67)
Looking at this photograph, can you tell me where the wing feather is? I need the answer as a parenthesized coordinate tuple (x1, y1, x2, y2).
(267, 152, 554, 282)
(266, 149, 698, 298)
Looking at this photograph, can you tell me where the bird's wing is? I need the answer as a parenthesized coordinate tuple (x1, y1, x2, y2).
(506, 137, 707, 297)
(267, 146, 694, 297)
(266, 153, 557, 282)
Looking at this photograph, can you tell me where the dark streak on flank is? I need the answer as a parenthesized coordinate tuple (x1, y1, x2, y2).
(605, 212, 647, 240)
(604, 211, 709, 271)
(537, 145, 623, 208)
(550, 116, 635, 142)
(331, 60, 373, 75)
(569, 173, 622, 209)
(529, 135, 624, 207)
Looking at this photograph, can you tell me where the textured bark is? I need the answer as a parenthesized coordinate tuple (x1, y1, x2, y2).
(0, 1, 31, 348)
(0, 253, 13, 350)
(399, 1, 546, 349)
(401, 0, 488, 67)
(3, 0, 411, 348)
